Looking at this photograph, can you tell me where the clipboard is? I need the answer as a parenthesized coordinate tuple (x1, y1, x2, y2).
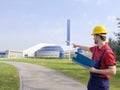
(72, 52, 96, 67)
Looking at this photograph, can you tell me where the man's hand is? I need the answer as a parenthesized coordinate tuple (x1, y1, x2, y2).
(72, 43, 77, 48)
(87, 67, 97, 73)
(72, 43, 90, 51)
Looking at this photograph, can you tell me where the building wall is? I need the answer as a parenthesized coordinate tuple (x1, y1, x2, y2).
(35, 51, 60, 58)
(6, 50, 23, 58)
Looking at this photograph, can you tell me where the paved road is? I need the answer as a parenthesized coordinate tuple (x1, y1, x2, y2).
(4, 62, 87, 90)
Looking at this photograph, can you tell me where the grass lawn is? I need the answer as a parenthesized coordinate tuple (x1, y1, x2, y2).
(0, 62, 19, 90)
(1, 58, 120, 90)
(110, 62, 120, 90)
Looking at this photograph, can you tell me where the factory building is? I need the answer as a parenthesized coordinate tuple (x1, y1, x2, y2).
(0, 50, 23, 59)
(23, 43, 64, 58)
(35, 46, 64, 58)
(6, 50, 23, 58)
(0, 43, 85, 59)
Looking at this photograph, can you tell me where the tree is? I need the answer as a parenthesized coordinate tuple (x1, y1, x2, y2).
(108, 17, 120, 61)
(108, 37, 120, 61)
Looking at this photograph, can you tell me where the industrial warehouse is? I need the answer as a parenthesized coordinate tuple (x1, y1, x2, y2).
(0, 43, 83, 59)
(0, 43, 85, 59)
(23, 43, 65, 59)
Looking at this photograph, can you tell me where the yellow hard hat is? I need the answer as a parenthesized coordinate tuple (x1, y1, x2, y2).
(91, 25, 108, 35)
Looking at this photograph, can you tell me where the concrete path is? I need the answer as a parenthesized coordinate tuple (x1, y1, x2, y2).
(4, 62, 87, 90)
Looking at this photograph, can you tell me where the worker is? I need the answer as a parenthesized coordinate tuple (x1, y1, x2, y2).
(73, 25, 116, 90)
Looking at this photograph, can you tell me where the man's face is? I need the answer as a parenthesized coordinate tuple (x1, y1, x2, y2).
(93, 35, 98, 44)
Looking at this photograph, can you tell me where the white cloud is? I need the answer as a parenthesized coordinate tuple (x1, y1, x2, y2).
(96, 0, 109, 5)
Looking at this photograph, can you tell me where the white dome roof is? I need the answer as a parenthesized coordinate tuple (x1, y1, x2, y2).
(23, 43, 56, 57)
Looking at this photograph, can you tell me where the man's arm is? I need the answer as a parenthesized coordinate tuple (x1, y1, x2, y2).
(88, 65, 116, 75)
(72, 43, 90, 51)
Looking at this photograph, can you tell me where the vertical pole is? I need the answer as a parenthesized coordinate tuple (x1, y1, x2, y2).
(67, 19, 70, 60)
(67, 19, 70, 46)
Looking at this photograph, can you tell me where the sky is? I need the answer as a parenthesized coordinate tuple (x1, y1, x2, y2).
(0, 0, 120, 51)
